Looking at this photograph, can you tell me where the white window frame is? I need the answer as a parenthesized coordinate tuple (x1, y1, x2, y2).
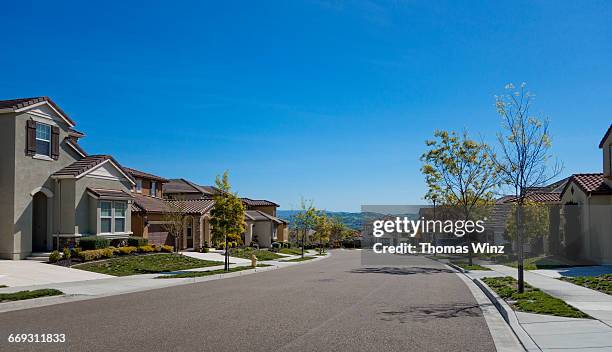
(114, 201, 127, 233)
(100, 201, 113, 233)
(151, 181, 157, 197)
(136, 179, 142, 193)
(35, 122, 51, 157)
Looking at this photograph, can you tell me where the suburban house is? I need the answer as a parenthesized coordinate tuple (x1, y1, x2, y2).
(162, 178, 289, 247)
(558, 124, 612, 263)
(0, 97, 135, 259)
(128, 169, 216, 250)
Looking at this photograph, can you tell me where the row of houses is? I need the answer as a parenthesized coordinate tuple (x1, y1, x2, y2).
(0, 97, 287, 260)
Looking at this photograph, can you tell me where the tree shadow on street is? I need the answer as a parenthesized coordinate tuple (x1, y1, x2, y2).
(349, 267, 454, 275)
(379, 303, 485, 323)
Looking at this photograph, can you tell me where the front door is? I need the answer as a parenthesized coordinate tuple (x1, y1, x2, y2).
(186, 221, 193, 249)
(32, 192, 48, 252)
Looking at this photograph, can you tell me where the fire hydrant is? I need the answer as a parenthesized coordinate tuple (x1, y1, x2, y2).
(251, 254, 257, 268)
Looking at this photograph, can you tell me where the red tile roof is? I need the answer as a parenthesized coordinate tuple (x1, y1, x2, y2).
(132, 194, 215, 214)
(87, 188, 133, 199)
(599, 124, 612, 148)
(242, 198, 279, 207)
(564, 173, 612, 195)
(0, 96, 75, 126)
(524, 192, 561, 203)
(124, 167, 169, 183)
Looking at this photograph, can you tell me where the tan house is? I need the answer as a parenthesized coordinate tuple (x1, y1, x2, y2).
(558, 124, 612, 263)
(0, 97, 135, 259)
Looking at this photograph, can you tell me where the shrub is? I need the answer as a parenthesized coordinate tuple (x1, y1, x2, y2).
(79, 250, 102, 262)
(118, 246, 137, 255)
(127, 236, 148, 247)
(200, 246, 209, 253)
(161, 245, 174, 253)
(62, 247, 71, 260)
(79, 236, 110, 250)
(49, 250, 61, 263)
(138, 245, 156, 253)
(72, 247, 82, 258)
(100, 248, 114, 258)
(271, 242, 281, 249)
(217, 243, 226, 250)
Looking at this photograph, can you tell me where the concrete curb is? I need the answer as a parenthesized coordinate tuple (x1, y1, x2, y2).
(0, 252, 332, 314)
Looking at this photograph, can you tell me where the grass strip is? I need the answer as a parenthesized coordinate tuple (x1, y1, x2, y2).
(0, 289, 63, 303)
(560, 274, 612, 295)
(155, 264, 271, 279)
(73, 254, 222, 276)
(283, 256, 316, 262)
(453, 262, 491, 271)
(229, 248, 285, 261)
(482, 276, 590, 318)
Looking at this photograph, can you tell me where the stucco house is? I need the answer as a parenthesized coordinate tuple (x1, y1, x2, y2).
(0, 97, 135, 259)
(558, 124, 612, 263)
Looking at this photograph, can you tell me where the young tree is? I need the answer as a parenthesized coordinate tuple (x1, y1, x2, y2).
(161, 198, 187, 253)
(492, 83, 562, 292)
(292, 198, 318, 258)
(421, 130, 500, 265)
(210, 171, 246, 271)
(329, 216, 349, 247)
(313, 212, 331, 255)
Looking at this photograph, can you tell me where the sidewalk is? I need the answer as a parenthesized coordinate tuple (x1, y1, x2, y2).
(468, 264, 612, 351)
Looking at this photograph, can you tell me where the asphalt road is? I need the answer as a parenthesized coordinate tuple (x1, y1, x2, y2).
(0, 250, 495, 352)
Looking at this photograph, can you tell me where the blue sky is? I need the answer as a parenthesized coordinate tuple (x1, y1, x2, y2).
(1, 1, 611, 211)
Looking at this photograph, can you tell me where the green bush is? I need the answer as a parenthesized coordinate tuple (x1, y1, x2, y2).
(79, 236, 110, 250)
(161, 245, 174, 253)
(49, 250, 61, 263)
(62, 248, 71, 260)
(118, 246, 137, 255)
(200, 246, 209, 253)
(127, 236, 148, 247)
(72, 247, 82, 258)
(271, 242, 281, 249)
(101, 248, 114, 258)
(79, 249, 102, 261)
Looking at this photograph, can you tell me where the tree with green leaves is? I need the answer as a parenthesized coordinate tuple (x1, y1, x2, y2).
(313, 212, 331, 255)
(292, 198, 318, 258)
(491, 82, 562, 292)
(329, 216, 350, 247)
(161, 196, 187, 253)
(421, 130, 500, 265)
(210, 171, 246, 271)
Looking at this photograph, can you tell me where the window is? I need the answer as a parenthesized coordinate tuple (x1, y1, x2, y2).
(99, 201, 127, 233)
(151, 181, 157, 197)
(114, 201, 126, 232)
(100, 201, 112, 233)
(35, 123, 51, 156)
(136, 179, 142, 193)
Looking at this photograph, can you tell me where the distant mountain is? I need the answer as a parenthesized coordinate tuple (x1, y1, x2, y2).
(277, 210, 416, 230)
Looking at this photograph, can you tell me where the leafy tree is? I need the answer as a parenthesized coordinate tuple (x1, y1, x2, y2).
(292, 198, 318, 258)
(505, 200, 549, 246)
(313, 212, 331, 254)
(329, 216, 350, 247)
(162, 197, 187, 253)
(210, 171, 246, 270)
(491, 83, 562, 292)
(421, 130, 499, 265)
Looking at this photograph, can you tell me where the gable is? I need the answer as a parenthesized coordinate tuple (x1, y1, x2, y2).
(82, 159, 134, 184)
(16, 101, 75, 127)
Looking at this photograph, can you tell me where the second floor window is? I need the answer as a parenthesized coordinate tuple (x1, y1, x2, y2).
(151, 181, 157, 197)
(35, 123, 51, 156)
(136, 179, 142, 193)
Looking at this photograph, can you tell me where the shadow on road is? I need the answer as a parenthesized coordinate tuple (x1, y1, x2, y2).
(349, 267, 454, 275)
(379, 303, 485, 322)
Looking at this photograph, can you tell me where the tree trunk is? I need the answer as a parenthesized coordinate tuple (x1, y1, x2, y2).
(517, 202, 525, 293)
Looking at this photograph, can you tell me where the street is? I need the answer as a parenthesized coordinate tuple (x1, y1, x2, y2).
(0, 250, 495, 352)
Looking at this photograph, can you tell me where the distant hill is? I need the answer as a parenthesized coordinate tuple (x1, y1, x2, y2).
(277, 210, 416, 230)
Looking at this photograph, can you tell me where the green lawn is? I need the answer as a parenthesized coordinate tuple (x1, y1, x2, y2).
(279, 248, 305, 256)
(230, 248, 285, 261)
(72, 254, 222, 276)
(496, 255, 582, 270)
(561, 274, 612, 295)
(156, 264, 271, 279)
(453, 262, 491, 271)
(0, 289, 63, 303)
(482, 276, 590, 318)
(283, 256, 316, 262)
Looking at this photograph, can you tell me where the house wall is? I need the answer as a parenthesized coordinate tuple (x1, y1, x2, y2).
(2, 110, 81, 259)
(602, 131, 612, 183)
(133, 178, 163, 198)
(0, 114, 16, 259)
(252, 220, 273, 247)
(250, 205, 276, 216)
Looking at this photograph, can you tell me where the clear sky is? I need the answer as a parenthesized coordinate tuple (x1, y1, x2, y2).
(1, 1, 611, 211)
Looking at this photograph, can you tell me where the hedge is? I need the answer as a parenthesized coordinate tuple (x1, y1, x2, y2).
(127, 236, 148, 247)
(79, 236, 110, 250)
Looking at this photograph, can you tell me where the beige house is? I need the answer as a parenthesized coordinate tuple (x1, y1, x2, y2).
(559, 124, 612, 263)
(0, 97, 135, 259)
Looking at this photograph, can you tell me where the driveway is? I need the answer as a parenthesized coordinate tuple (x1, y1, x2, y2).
(0, 250, 495, 352)
(0, 260, 112, 287)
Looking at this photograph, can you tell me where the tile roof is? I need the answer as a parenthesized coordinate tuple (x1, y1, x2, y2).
(565, 173, 612, 195)
(599, 124, 612, 148)
(245, 210, 285, 223)
(132, 194, 215, 214)
(87, 188, 133, 199)
(164, 179, 206, 194)
(124, 167, 169, 183)
(52, 155, 135, 183)
(167, 199, 215, 214)
(132, 193, 172, 213)
(0, 96, 75, 126)
(242, 198, 279, 207)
